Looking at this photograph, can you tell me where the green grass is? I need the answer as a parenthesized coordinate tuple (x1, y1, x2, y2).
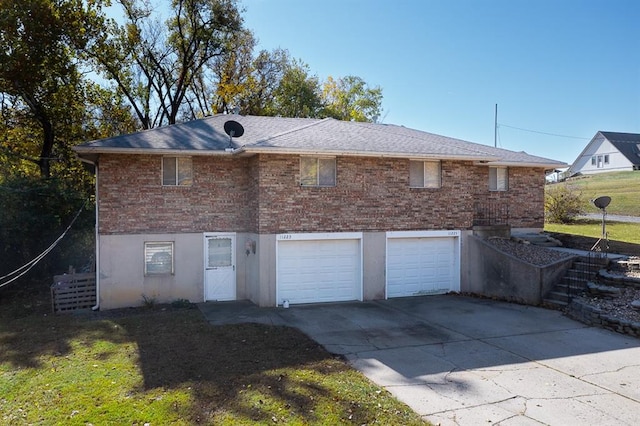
(0, 304, 427, 425)
(549, 171, 640, 216)
(544, 220, 640, 245)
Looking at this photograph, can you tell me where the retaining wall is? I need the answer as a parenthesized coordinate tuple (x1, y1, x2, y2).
(467, 235, 576, 305)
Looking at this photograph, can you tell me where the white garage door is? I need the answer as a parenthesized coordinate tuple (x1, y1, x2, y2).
(387, 234, 459, 298)
(277, 236, 361, 305)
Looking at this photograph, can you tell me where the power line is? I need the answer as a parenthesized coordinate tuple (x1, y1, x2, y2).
(0, 199, 89, 289)
(498, 123, 590, 140)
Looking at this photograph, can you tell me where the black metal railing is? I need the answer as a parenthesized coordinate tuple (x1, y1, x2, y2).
(473, 202, 509, 226)
(567, 252, 605, 303)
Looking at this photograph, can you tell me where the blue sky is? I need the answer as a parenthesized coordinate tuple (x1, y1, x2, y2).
(241, 0, 640, 165)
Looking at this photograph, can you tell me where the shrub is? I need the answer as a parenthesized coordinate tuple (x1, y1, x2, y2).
(545, 184, 584, 223)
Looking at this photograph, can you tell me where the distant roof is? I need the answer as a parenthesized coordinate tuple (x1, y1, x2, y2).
(600, 131, 640, 165)
(74, 114, 565, 168)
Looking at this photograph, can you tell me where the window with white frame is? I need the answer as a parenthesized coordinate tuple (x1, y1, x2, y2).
(604, 154, 610, 164)
(489, 167, 508, 191)
(591, 156, 597, 166)
(300, 157, 336, 186)
(409, 160, 441, 188)
(144, 242, 174, 275)
(162, 157, 193, 186)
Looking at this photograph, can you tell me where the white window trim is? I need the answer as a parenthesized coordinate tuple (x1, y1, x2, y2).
(409, 160, 442, 188)
(144, 241, 175, 275)
(489, 166, 509, 191)
(300, 156, 336, 187)
(162, 156, 193, 186)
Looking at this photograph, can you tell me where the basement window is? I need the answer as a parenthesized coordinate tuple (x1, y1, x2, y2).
(162, 157, 193, 186)
(300, 157, 336, 186)
(489, 167, 508, 191)
(409, 160, 441, 188)
(144, 242, 174, 275)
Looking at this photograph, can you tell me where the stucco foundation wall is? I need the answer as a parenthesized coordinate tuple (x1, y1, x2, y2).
(467, 235, 576, 304)
(99, 233, 205, 309)
(459, 231, 472, 293)
(363, 232, 386, 300)
(252, 234, 276, 307)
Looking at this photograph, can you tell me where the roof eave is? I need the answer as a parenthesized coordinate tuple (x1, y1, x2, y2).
(480, 160, 568, 168)
(72, 146, 237, 157)
(241, 146, 498, 162)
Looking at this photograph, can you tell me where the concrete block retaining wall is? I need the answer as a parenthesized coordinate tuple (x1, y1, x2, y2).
(566, 299, 640, 338)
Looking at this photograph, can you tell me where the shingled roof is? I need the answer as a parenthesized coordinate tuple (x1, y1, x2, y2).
(600, 131, 640, 165)
(74, 114, 565, 168)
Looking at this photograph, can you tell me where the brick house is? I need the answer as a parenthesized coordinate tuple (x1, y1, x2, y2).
(74, 114, 564, 310)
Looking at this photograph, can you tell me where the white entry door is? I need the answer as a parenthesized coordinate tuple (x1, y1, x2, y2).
(204, 234, 236, 301)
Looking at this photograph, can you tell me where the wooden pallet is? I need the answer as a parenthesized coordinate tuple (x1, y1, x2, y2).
(51, 272, 96, 313)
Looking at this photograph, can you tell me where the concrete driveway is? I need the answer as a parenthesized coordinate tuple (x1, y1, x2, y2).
(199, 295, 640, 425)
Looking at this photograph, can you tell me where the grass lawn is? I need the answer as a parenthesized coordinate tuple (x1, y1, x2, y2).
(0, 296, 427, 425)
(544, 220, 640, 245)
(549, 171, 640, 216)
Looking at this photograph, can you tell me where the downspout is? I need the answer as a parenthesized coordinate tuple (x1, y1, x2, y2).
(93, 162, 100, 310)
(83, 159, 100, 311)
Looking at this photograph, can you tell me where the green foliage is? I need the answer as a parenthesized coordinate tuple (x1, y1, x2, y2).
(321, 75, 383, 122)
(0, 174, 95, 281)
(91, 0, 243, 128)
(544, 184, 584, 223)
(272, 60, 323, 118)
(0, 0, 112, 177)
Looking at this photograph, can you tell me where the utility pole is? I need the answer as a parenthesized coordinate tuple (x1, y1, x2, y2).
(494, 104, 498, 148)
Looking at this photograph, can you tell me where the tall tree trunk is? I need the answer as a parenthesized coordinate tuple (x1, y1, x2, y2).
(38, 118, 54, 178)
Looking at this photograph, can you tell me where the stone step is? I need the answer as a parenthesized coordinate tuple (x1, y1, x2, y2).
(560, 276, 589, 287)
(577, 257, 609, 266)
(565, 269, 596, 279)
(542, 298, 568, 310)
(546, 291, 570, 303)
(555, 283, 587, 294)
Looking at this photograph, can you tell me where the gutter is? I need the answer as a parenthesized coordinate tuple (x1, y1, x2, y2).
(73, 145, 566, 168)
(80, 157, 100, 311)
(473, 160, 568, 169)
(72, 146, 241, 157)
(238, 146, 500, 162)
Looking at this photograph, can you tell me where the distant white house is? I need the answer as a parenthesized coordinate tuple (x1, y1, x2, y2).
(568, 131, 640, 175)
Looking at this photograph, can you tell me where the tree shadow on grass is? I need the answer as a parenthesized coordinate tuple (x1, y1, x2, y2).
(113, 310, 344, 423)
(0, 305, 395, 424)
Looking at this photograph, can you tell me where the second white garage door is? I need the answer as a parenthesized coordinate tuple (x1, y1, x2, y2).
(387, 231, 460, 298)
(277, 234, 362, 306)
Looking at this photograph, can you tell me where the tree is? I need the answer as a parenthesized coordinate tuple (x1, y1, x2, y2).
(0, 0, 109, 177)
(272, 60, 322, 118)
(92, 0, 243, 129)
(207, 29, 257, 115)
(321, 75, 383, 123)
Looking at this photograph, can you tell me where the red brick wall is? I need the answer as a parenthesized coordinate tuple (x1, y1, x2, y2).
(98, 154, 253, 234)
(98, 153, 545, 235)
(254, 155, 544, 233)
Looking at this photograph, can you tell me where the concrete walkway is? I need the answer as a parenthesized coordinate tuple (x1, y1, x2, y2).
(580, 213, 640, 223)
(199, 295, 640, 425)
